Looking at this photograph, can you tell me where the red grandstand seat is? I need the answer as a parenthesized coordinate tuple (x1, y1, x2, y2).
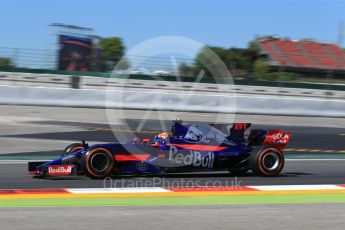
(258, 38, 345, 71)
(271, 40, 318, 68)
(316, 57, 343, 69)
(273, 40, 300, 54)
(301, 42, 329, 57)
(260, 42, 287, 65)
(286, 54, 318, 68)
(327, 44, 345, 59)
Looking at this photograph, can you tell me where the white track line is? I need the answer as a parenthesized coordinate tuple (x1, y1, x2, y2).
(249, 184, 345, 191)
(67, 185, 345, 194)
(67, 188, 172, 194)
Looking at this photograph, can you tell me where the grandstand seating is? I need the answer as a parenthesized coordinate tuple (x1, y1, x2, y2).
(300, 41, 329, 57)
(259, 41, 287, 65)
(257, 37, 345, 71)
(328, 44, 345, 59)
(288, 54, 317, 68)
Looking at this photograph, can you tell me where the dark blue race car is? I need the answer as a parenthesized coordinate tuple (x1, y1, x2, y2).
(28, 121, 291, 178)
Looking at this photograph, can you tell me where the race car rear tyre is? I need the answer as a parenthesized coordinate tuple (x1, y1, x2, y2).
(62, 143, 84, 157)
(249, 147, 284, 177)
(81, 147, 114, 179)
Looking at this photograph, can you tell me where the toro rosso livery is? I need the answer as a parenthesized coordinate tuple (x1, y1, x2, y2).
(28, 121, 291, 178)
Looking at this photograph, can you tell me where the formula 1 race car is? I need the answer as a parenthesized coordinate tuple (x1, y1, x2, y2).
(28, 121, 291, 178)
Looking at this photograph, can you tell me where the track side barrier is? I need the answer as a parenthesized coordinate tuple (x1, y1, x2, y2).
(1, 85, 345, 117)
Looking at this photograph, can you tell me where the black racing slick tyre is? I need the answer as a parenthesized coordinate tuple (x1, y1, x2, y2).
(62, 143, 84, 157)
(81, 147, 115, 179)
(249, 147, 284, 177)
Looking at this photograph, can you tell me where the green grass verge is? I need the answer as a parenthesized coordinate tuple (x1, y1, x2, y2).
(2, 194, 345, 207)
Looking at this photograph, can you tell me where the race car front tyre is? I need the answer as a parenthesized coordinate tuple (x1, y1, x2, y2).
(81, 147, 115, 179)
(62, 143, 84, 157)
(249, 147, 284, 177)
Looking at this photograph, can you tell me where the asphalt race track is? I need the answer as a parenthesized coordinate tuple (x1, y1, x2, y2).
(2, 204, 345, 230)
(0, 105, 345, 189)
(1, 159, 345, 189)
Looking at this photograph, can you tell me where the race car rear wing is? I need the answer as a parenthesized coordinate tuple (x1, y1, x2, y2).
(248, 129, 291, 150)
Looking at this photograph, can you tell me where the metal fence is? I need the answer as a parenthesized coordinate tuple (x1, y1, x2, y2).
(0, 47, 56, 70)
(0, 47, 196, 75)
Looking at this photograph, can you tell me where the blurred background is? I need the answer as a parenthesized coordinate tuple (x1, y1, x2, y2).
(0, 0, 344, 87)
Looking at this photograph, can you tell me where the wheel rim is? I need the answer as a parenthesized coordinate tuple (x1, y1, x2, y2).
(90, 152, 110, 173)
(262, 152, 280, 171)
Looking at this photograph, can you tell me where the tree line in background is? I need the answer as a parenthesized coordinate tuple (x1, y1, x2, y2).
(179, 40, 297, 81)
(95, 37, 276, 80)
(96, 37, 271, 79)
(98, 37, 130, 71)
(0, 57, 14, 68)
(180, 41, 257, 78)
